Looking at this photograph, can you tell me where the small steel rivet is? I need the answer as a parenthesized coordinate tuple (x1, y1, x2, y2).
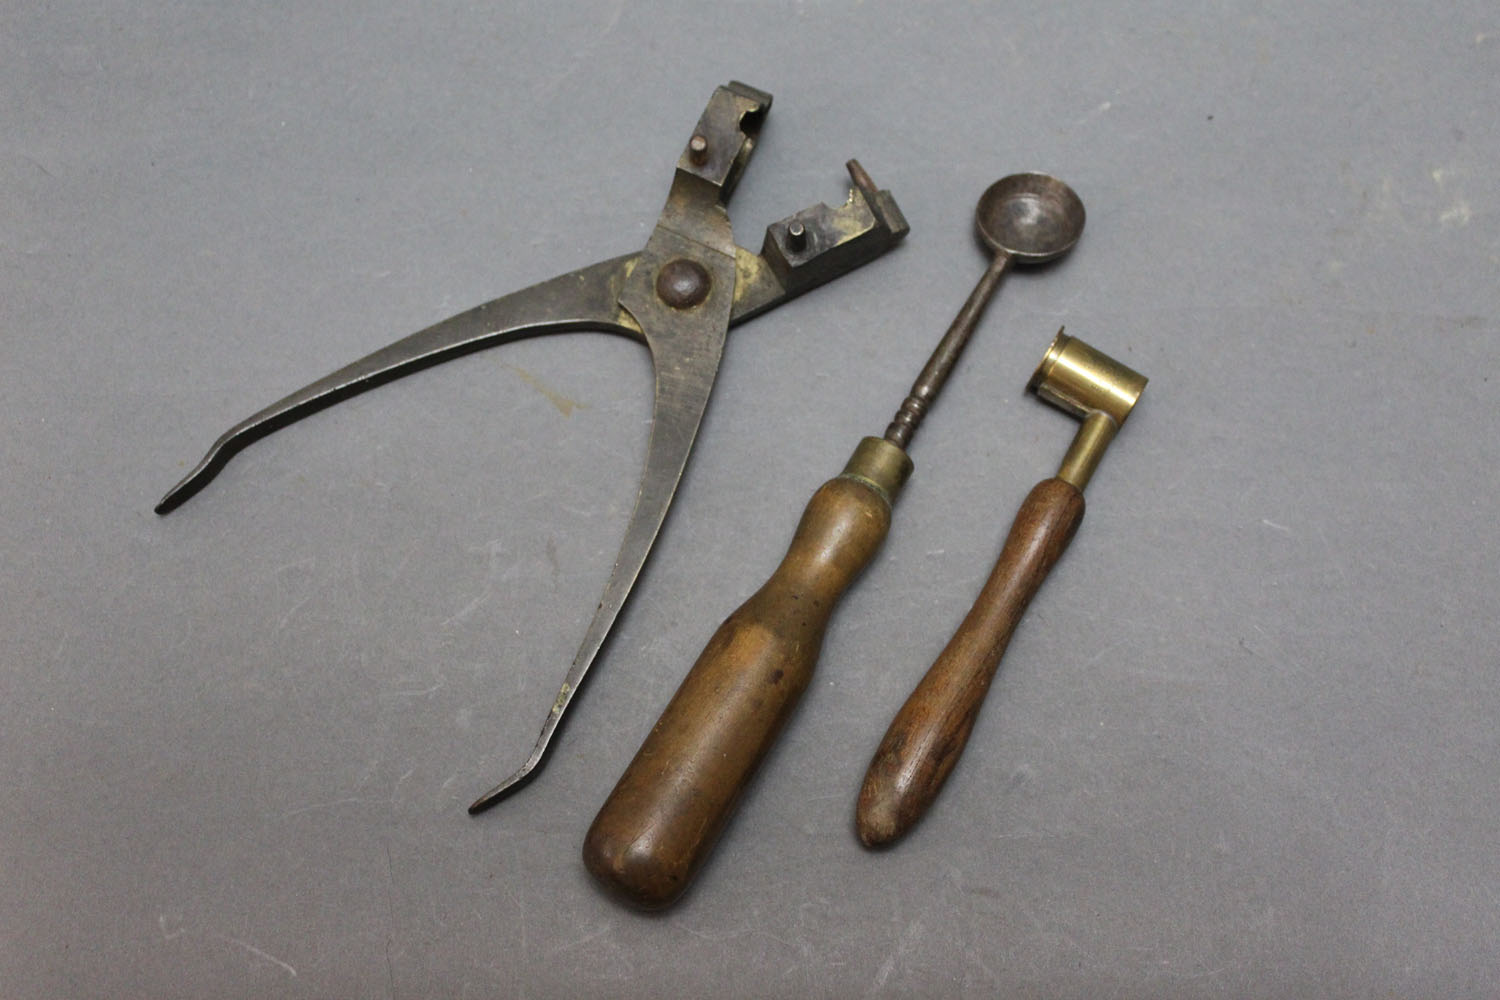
(688, 135, 709, 165)
(786, 220, 808, 251)
(656, 258, 711, 309)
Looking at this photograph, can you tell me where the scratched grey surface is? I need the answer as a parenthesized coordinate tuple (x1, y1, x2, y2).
(3, 1, 1498, 997)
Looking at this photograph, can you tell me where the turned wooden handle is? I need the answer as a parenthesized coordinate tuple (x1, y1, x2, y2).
(584, 474, 894, 908)
(856, 477, 1084, 847)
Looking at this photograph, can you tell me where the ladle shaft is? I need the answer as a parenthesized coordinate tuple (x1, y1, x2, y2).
(885, 253, 1010, 449)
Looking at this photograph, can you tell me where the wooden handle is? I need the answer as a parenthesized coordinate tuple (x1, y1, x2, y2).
(856, 477, 1084, 847)
(583, 474, 894, 908)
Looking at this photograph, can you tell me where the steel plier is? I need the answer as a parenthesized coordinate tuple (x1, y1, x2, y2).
(156, 81, 908, 812)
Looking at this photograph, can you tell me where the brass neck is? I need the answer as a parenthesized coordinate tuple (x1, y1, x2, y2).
(1056, 410, 1118, 491)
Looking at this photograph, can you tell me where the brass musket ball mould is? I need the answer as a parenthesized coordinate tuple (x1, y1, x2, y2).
(857, 330, 1148, 847)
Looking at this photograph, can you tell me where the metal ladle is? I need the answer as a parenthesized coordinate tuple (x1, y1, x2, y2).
(884, 173, 1085, 449)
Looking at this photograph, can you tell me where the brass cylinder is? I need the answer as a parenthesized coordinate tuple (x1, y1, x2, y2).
(1027, 330, 1147, 492)
(1028, 330, 1146, 427)
(840, 436, 914, 506)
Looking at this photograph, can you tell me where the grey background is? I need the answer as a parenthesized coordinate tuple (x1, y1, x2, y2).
(4, 1, 1497, 997)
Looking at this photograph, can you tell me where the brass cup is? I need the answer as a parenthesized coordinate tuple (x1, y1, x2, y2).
(1028, 330, 1147, 490)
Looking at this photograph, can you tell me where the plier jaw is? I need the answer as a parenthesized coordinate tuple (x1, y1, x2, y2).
(676, 80, 771, 207)
(734, 158, 909, 324)
(154, 82, 908, 812)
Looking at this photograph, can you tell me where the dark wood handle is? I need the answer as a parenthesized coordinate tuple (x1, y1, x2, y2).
(856, 477, 1084, 847)
(583, 475, 894, 908)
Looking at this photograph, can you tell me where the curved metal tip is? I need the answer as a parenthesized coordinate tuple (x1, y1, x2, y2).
(155, 445, 228, 514)
(156, 415, 269, 514)
(469, 696, 567, 815)
(467, 762, 538, 815)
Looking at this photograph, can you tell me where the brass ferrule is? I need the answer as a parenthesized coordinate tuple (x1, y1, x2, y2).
(840, 436, 914, 507)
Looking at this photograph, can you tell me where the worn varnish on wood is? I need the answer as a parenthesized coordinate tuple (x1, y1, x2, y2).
(584, 474, 894, 909)
(856, 477, 1084, 847)
(855, 330, 1147, 847)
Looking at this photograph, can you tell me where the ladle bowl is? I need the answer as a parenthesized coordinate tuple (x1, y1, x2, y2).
(976, 173, 1085, 262)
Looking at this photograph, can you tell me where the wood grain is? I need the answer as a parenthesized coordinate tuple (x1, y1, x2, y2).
(584, 474, 893, 909)
(856, 477, 1084, 847)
